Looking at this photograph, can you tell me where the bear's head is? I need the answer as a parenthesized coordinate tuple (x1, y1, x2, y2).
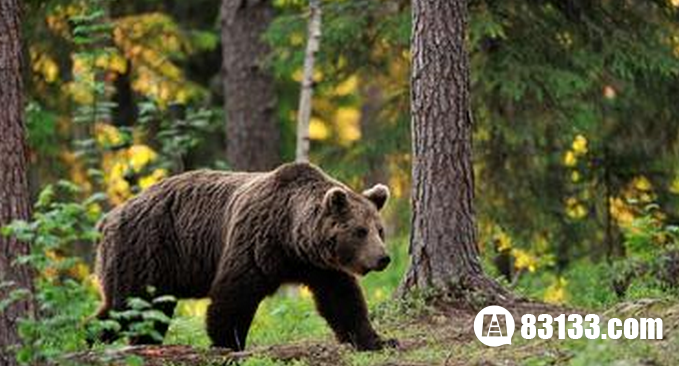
(320, 184, 391, 276)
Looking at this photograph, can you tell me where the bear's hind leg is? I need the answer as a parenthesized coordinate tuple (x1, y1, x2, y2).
(206, 272, 273, 351)
(87, 297, 118, 345)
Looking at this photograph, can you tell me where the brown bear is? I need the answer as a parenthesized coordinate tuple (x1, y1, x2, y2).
(93, 162, 395, 351)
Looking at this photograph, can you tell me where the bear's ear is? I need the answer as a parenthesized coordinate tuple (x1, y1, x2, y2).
(362, 184, 390, 211)
(323, 187, 349, 215)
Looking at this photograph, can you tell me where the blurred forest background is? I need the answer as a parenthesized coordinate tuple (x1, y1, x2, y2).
(3, 0, 679, 364)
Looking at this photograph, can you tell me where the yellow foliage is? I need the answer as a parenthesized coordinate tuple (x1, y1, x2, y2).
(512, 248, 538, 273)
(571, 134, 588, 156)
(309, 117, 330, 140)
(46, 250, 60, 262)
(290, 32, 305, 46)
(68, 262, 91, 281)
(114, 13, 204, 105)
(88, 203, 102, 218)
(85, 274, 102, 295)
(43, 267, 59, 279)
(631, 176, 652, 191)
(565, 197, 587, 219)
(43, 250, 90, 281)
(563, 151, 577, 167)
(95, 123, 124, 147)
(69, 54, 99, 104)
(139, 169, 168, 190)
(387, 153, 411, 199)
(107, 169, 132, 205)
(388, 175, 404, 199)
(128, 145, 158, 172)
(335, 75, 358, 96)
(67, 81, 94, 105)
(563, 135, 587, 168)
(292, 68, 324, 83)
(299, 286, 313, 299)
(610, 197, 635, 227)
(46, 5, 84, 37)
(544, 277, 568, 304)
(31, 49, 59, 83)
(292, 69, 303, 82)
(670, 177, 679, 194)
(335, 107, 361, 144)
(494, 230, 513, 252)
(94, 53, 128, 74)
(175, 89, 189, 104)
(97, 125, 162, 204)
(570, 170, 581, 183)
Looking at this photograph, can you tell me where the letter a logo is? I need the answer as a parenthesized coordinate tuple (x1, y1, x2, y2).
(474, 305, 515, 347)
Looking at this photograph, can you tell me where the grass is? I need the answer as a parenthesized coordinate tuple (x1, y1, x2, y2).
(115, 236, 679, 365)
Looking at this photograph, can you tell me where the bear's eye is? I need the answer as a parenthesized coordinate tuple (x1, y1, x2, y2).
(378, 227, 385, 240)
(353, 227, 368, 239)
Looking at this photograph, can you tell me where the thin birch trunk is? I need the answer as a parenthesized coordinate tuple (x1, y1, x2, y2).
(295, 0, 321, 163)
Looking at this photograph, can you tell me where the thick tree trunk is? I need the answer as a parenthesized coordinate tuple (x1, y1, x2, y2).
(398, 0, 511, 306)
(295, 0, 321, 163)
(221, 0, 280, 171)
(359, 78, 388, 187)
(0, 0, 35, 364)
(112, 60, 136, 127)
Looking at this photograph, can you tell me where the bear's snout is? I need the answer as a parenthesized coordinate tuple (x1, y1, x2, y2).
(364, 251, 390, 273)
(374, 255, 391, 271)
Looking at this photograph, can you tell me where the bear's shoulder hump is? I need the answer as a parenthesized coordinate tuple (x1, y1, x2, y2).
(272, 162, 327, 186)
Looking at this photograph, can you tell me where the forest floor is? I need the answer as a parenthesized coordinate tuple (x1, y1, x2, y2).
(65, 298, 679, 366)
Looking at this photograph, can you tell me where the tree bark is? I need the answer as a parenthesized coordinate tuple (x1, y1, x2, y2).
(359, 78, 388, 187)
(398, 0, 511, 306)
(295, 0, 321, 163)
(221, 0, 280, 171)
(112, 59, 136, 127)
(0, 0, 35, 364)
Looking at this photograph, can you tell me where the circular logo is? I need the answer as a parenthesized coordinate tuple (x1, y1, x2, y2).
(474, 305, 515, 347)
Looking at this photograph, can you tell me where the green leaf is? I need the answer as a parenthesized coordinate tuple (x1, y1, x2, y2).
(126, 297, 152, 310)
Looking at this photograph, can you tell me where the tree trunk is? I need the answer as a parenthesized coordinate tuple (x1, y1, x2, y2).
(112, 59, 136, 127)
(0, 0, 35, 364)
(221, 0, 280, 171)
(398, 0, 511, 306)
(295, 0, 321, 163)
(359, 78, 388, 187)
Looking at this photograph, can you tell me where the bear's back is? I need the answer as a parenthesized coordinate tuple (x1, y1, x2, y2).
(97, 169, 262, 298)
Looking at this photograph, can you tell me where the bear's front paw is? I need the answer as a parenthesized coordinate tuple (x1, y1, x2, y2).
(381, 338, 400, 349)
(355, 337, 400, 351)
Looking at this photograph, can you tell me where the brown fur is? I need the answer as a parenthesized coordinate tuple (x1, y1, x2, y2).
(93, 162, 395, 351)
